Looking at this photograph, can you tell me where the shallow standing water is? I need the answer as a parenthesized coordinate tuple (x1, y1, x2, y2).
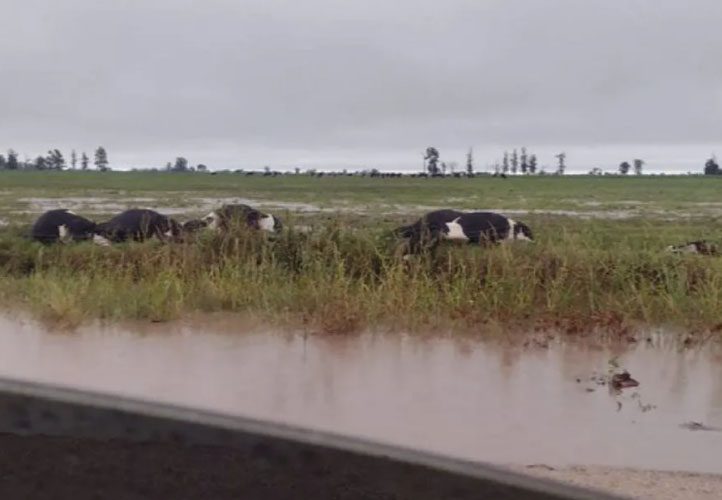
(0, 314, 721, 475)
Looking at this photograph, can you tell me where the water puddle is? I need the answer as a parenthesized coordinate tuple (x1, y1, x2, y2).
(14, 196, 328, 216)
(12, 196, 721, 221)
(0, 313, 720, 474)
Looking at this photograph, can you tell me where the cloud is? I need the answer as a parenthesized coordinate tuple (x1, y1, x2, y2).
(1, 0, 720, 170)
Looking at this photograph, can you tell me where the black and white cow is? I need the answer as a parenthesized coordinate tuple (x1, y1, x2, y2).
(666, 240, 718, 256)
(31, 209, 101, 245)
(203, 204, 282, 233)
(96, 209, 182, 243)
(395, 209, 533, 253)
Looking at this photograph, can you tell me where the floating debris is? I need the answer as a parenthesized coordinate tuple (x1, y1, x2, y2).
(611, 371, 639, 390)
(679, 421, 722, 432)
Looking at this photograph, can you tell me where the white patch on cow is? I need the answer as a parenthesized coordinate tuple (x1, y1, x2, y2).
(164, 229, 174, 238)
(58, 224, 70, 241)
(259, 214, 276, 232)
(504, 219, 533, 242)
(203, 211, 220, 231)
(515, 228, 532, 241)
(64, 209, 76, 215)
(504, 219, 517, 241)
(667, 243, 699, 254)
(444, 218, 468, 241)
(92, 234, 111, 247)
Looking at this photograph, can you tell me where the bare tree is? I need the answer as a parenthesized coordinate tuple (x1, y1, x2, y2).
(520, 147, 528, 174)
(466, 148, 474, 176)
(424, 147, 440, 175)
(704, 156, 720, 175)
(46, 149, 65, 170)
(94, 146, 109, 171)
(555, 152, 566, 175)
(528, 154, 537, 174)
(6, 149, 19, 170)
(633, 158, 644, 175)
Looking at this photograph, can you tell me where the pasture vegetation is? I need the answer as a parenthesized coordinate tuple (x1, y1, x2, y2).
(0, 171, 721, 335)
(2, 170, 722, 220)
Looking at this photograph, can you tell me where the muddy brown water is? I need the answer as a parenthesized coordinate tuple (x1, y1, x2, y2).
(0, 314, 721, 475)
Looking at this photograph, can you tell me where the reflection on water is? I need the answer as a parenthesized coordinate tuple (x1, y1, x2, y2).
(0, 313, 721, 474)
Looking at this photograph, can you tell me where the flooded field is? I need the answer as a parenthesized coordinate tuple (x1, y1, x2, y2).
(1, 313, 720, 477)
(5, 195, 722, 222)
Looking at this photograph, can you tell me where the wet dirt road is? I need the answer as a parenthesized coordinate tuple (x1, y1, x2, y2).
(0, 313, 721, 476)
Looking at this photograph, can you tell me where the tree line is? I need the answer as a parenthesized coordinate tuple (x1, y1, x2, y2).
(0, 147, 108, 171)
(1, 146, 720, 176)
(425, 147, 559, 176)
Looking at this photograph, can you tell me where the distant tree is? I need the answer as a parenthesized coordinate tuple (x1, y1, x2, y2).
(173, 157, 188, 172)
(165, 162, 172, 171)
(528, 154, 537, 174)
(34, 156, 48, 170)
(466, 148, 474, 176)
(46, 149, 65, 170)
(704, 157, 720, 175)
(71, 149, 77, 169)
(520, 147, 528, 174)
(81, 152, 89, 170)
(448, 161, 458, 174)
(589, 167, 603, 176)
(264, 165, 271, 175)
(295, 167, 301, 175)
(618, 161, 631, 175)
(94, 147, 109, 171)
(0, 154, 5, 170)
(441, 161, 447, 176)
(196, 164, 208, 173)
(511, 149, 518, 174)
(502, 152, 509, 174)
(555, 152, 566, 175)
(424, 147, 440, 175)
(633, 159, 644, 175)
(6, 149, 19, 170)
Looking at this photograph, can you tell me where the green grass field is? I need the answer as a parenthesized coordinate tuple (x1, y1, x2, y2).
(1, 171, 721, 335)
(1, 171, 722, 221)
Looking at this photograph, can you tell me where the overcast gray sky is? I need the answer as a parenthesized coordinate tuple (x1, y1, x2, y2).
(2, 0, 721, 172)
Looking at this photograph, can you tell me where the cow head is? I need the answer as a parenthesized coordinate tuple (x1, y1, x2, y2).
(666, 240, 717, 255)
(509, 220, 534, 242)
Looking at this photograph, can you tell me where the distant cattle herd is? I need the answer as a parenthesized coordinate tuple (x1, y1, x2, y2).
(28, 204, 716, 256)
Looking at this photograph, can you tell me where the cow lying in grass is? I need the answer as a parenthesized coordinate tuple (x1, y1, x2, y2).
(30, 205, 281, 246)
(395, 209, 534, 253)
(665, 240, 718, 256)
(96, 209, 182, 243)
(202, 204, 282, 233)
(31, 209, 104, 245)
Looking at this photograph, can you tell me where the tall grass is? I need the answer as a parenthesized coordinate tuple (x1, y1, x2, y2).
(1, 220, 721, 334)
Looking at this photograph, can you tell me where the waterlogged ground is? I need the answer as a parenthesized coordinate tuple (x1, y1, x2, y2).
(5, 194, 722, 224)
(1, 172, 722, 223)
(1, 313, 721, 499)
